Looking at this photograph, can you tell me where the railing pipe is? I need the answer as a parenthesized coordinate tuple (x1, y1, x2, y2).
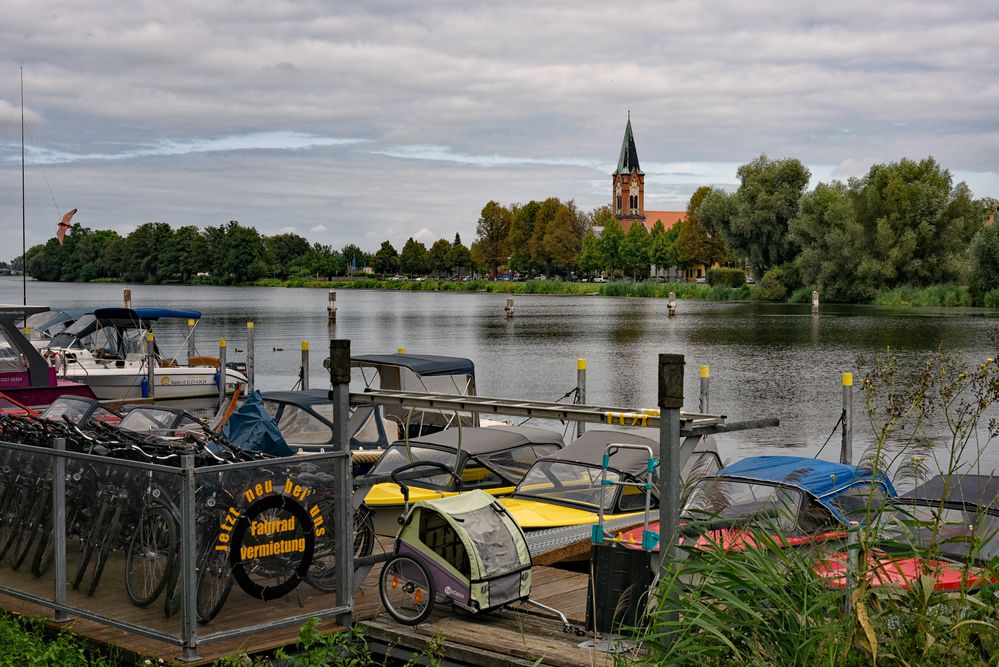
(145, 332, 155, 401)
(246, 322, 255, 393)
(53, 437, 68, 622)
(841, 372, 853, 465)
(301, 341, 310, 391)
(218, 338, 227, 410)
(657, 352, 684, 642)
(699, 364, 710, 413)
(187, 319, 196, 361)
(576, 358, 587, 437)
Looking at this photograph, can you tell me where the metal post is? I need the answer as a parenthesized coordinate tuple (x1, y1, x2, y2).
(246, 322, 255, 393)
(841, 372, 853, 465)
(329, 339, 354, 626)
(845, 520, 860, 613)
(812, 290, 820, 314)
(397, 347, 407, 354)
(576, 358, 586, 437)
(187, 318, 196, 361)
(657, 354, 684, 637)
(328, 290, 337, 322)
(52, 437, 69, 622)
(180, 452, 199, 660)
(699, 364, 710, 413)
(145, 331, 155, 401)
(301, 341, 310, 391)
(218, 338, 227, 410)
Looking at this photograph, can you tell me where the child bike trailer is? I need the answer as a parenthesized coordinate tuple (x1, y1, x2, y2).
(379, 489, 580, 632)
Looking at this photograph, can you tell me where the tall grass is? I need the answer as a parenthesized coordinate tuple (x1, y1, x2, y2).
(872, 284, 972, 307)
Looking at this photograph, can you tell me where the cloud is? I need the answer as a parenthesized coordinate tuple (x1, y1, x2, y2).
(279, 226, 297, 233)
(310, 224, 328, 233)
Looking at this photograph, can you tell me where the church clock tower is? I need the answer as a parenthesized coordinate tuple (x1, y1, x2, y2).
(612, 114, 645, 229)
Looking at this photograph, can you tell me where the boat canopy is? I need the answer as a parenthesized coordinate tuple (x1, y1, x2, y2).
(546, 429, 660, 476)
(24, 308, 90, 334)
(714, 455, 897, 500)
(351, 353, 475, 378)
(132, 307, 202, 320)
(390, 425, 564, 456)
(901, 474, 999, 510)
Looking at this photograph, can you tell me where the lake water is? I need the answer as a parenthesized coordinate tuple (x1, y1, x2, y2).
(4, 277, 998, 476)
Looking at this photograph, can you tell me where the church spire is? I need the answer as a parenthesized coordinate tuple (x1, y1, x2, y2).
(615, 115, 643, 175)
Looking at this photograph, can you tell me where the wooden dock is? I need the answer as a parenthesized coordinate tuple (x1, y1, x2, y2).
(0, 539, 617, 666)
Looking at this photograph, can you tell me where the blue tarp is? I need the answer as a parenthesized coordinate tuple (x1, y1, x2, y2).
(222, 390, 294, 457)
(715, 455, 897, 502)
(133, 307, 202, 320)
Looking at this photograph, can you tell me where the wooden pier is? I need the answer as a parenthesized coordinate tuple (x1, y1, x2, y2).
(0, 538, 614, 666)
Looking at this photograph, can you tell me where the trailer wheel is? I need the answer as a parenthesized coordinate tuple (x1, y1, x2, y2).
(380, 554, 435, 625)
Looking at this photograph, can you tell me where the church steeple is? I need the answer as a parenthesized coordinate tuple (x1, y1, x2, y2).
(612, 114, 646, 225)
(615, 113, 643, 176)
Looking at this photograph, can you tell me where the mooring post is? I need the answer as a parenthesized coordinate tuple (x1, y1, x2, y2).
(812, 290, 820, 314)
(187, 318, 196, 361)
(301, 341, 310, 390)
(845, 520, 860, 614)
(123, 288, 131, 308)
(397, 347, 407, 354)
(145, 331, 155, 401)
(667, 291, 677, 316)
(218, 338, 227, 409)
(329, 339, 354, 626)
(328, 290, 337, 322)
(658, 354, 684, 575)
(180, 452, 199, 661)
(245, 322, 255, 393)
(698, 364, 710, 413)
(52, 437, 69, 622)
(841, 372, 853, 465)
(576, 358, 587, 437)
(505, 297, 515, 318)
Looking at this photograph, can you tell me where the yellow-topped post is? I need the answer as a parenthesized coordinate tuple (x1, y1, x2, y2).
(246, 322, 255, 393)
(145, 331, 155, 400)
(187, 318, 197, 361)
(301, 340, 310, 390)
(397, 347, 407, 354)
(841, 372, 853, 465)
(576, 358, 587, 437)
(218, 337, 227, 409)
(699, 364, 710, 413)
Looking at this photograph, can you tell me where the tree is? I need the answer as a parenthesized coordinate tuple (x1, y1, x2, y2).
(719, 155, 811, 277)
(678, 186, 728, 268)
(622, 219, 650, 279)
(474, 201, 511, 277)
(399, 237, 429, 276)
(341, 244, 365, 274)
(543, 201, 585, 275)
(267, 233, 311, 276)
(170, 226, 208, 281)
(448, 234, 471, 276)
(971, 223, 999, 298)
(649, 221, 679, 276)
(507, 201, 540, 271)
(790, 182, 880, 302)
(850, 157, 982, 286)
(576, 232, 602, 277)
(372, 240, 400, 276)
(599, 219, 625, 277)
(428, 238, 453, 277)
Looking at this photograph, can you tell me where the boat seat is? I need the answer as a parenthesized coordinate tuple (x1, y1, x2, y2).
(188, 356, 221, 369)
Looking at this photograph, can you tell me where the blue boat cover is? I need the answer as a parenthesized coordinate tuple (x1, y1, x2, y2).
(132, 307, 202, 320)
(222, 390, 294, 457)
(715, 455, 897, 506)
(351, 353, 475, 377)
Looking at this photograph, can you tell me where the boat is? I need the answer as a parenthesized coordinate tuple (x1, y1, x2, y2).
(0, 304, 97, 407)
(814, 473, 999, 591)
(363, 425, 566, 535)
(500, 428, 722, 531)
(616, 455, 897, 552)
(44, 307, 245, 401)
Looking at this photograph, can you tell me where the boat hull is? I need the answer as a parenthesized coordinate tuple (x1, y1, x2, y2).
(62, 366, 245, 401)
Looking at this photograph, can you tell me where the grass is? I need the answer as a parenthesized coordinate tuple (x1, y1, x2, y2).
(872, 283, 973, 308)
(0, 613, 119, 666)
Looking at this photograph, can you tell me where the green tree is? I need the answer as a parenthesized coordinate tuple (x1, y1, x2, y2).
(209, 220, 269, 282)
(622, 220, 650, 279)
(576, 232, 602, 277)
(851, 157, 983, 286)
(507, 201, 540, 272)
(428, 238, 453, 277)
(720, 155, 811, 277)
(679, 186, 728, 268)
(448, 234, 471, 276)
(170, 226, 208, 281)
(399, 237, 429, 276)
(123, 222, 175, 282)
(971, 223, 999, 298)
(267, 233, 311, 276)
(341, 244, 364, 274)
(649, 221, 679, 276)
(372, 240, 400, 276)
(529, 198, 561, 271)
(474, 201, 511, 278)
(599, 218, 625, 277)
(543, 201, 585, 276)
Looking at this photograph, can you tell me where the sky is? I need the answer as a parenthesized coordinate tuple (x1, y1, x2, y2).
(1, 1, 997, 257)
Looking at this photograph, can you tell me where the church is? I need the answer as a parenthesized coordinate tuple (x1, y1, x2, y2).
(612, 115, 686, 234)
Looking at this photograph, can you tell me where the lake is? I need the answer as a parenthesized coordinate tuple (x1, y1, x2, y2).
(3, 277, 998, 475)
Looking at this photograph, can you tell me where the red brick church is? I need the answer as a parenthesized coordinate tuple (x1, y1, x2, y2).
(612, 115, 685, 232)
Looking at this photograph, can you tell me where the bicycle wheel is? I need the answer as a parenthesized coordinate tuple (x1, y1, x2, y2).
(125, 504, 179, 607)
(0, 487, 29, 562)
(196, 547, 233, 624)
(305, 503, 376, 593)
(379, 554, 435, 625)
(88, 504, 124, 596)
(10, 500, 47, 570)
(73, 502, 109, 590)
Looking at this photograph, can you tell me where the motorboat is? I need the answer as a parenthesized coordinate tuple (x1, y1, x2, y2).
(616, 455, 898, 552)
(814, 473, 999, 591)
(363, 425, 566, 535)
(0, 305, 97, 407)
(44, 307, 245, 401)
(500, 428, 722, 531)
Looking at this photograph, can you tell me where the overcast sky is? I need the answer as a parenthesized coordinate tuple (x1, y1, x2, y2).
(1, 1, 997, 256)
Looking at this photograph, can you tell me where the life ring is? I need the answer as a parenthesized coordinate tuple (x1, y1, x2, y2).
(42, 350, 67, 376)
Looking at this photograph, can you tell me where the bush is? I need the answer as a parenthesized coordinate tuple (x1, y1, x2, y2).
(756, 267, 789, 301)
(873, 284, 971, 307)
(707, 267, 746, 288)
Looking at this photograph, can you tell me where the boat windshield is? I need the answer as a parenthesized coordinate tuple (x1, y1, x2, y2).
(515, 461, 622, 510)
(879, 503, 999, 562)
(0, 336, 24, 372)
(41, 397, 111, 425)
(370, 444, 466, 490)
(683, 479, 804, 532)
(120, 408, 177, 433)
